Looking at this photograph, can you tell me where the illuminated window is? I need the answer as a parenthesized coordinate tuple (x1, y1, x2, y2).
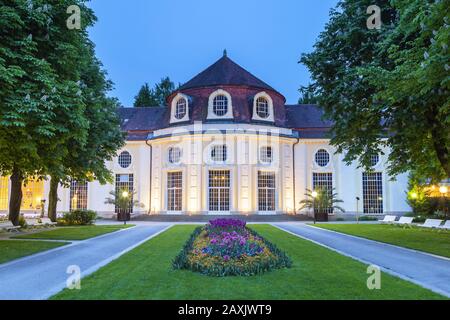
(258, 171, 275, 211)
(211, 145, 227, 162)
(0, 177, 8, 210)
(363, 172, 383, 214)
(208, 170, 230, 211)
(118, 151, 132, 168)
(256, 97, 269, 119)
(313, 172, 333, 214)
(315, 149, 330, 167)
(167, 172, 182, 211)
(21, 178, 44, 210)
(115, 174, 134, 214)
(70, 181, 88, 211)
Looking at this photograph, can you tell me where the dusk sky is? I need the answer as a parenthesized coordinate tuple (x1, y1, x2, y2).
(87, 0, 338, 106)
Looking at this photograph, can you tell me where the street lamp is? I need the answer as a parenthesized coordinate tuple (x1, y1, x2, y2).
(312, 191, 318, 224)
(121, 191, 129, 225)
(356, 197, 360, 224)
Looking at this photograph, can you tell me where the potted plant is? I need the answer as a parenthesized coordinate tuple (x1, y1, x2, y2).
(299, 188, 345, 223)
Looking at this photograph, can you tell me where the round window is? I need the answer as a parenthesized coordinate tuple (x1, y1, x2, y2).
(168, 147, 182, 164)
(118, 151, 132, 168)
(315, 149, 330, 167)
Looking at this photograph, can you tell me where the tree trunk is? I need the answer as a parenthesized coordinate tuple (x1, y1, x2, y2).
(9, 167, 23, 226)
(47, 176, 59, 222)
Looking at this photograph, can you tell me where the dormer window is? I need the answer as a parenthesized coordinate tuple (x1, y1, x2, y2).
(175, 98, 187, 119)
(213, 95, 228, 116)
(252, 92, 274, 122)
(256, 97, 269, 119)
(170, 93, 189, 123)
(207, 89, 233, 119)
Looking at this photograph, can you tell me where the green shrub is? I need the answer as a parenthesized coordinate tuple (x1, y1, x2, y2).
(59, 210, 97, 226)
(18, 216, 27, 228)
(335, 218, 345, 221)
(358, 216, 378, 221)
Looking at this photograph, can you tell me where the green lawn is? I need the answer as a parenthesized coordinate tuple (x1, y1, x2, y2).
(0, 240, 67, 264)
(314, 224, 450, 258)
(52, 225, 444, 300)
(12, 224, 134, 241)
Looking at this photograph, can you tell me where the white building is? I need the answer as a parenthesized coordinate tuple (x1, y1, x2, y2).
(0, 54, 410, 218)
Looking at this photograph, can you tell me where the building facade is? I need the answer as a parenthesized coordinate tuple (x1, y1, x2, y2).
(0, 54, 410, 217)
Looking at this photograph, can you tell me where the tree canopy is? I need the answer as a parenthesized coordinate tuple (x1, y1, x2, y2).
(0, 0, 124, 224)
(133, 77, 175, 107)
(300, 0, 449, 181)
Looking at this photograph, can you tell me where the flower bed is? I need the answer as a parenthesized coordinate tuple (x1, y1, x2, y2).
(173, 219, 292, 276)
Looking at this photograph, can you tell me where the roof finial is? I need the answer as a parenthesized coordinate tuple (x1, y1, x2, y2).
(223, 49, 227, 57)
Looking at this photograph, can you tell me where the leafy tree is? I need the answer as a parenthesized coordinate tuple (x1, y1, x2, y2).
(133, 83, 157, 107)
(0, 1, 124, 224)
(300, 0, 449, 181)
(299, 188, 345, 222)
(298, 85, 320, 104)
(0, 0, 85, 225)
(39, 1, 125, 221)
(153, 77, 175, 106)
(133, 77, 175, 107)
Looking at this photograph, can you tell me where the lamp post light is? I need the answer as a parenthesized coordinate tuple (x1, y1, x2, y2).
(356, 196, 360, 224)
(120, 191, 129, 225)
(311, 191, 318, 224)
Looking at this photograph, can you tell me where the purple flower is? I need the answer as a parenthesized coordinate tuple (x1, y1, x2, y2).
(223, 255, 230, 261)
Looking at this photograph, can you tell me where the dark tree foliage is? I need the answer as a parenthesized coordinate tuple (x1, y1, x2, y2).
(300, 0, 449, 181)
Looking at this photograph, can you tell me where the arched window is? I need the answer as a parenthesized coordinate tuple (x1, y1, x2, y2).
(168, 147, 182, 164)
(175, 98, 187, 119)
(260, 146, 273, 163)
(252, 92, 274, 122)
(370, 154, 379, 167)
(170, 93, 189, 123)
(213, 95, 228, 116)
(118, 151, 132, 168)
(315, 149, 330, 167)
(211, 145, 227, 162)
(256, 97, 269, 119)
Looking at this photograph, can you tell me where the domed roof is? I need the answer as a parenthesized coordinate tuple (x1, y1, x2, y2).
(178, 52, 277, 93)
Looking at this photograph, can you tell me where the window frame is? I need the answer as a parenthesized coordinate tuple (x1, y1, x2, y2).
(252, 92, 274, 122)
(167, 171, 183, 212)
(207, 89, 233, 119)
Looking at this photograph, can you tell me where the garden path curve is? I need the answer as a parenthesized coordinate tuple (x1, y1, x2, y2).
(274, 223, 450, 298)
(0, 223, 171, 300)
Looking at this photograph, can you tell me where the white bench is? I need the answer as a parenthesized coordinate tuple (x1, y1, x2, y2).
(25, 218, 43, 228)
(41, 218, 57, 227)
(419, 219, 443, 229)
(392, 216, 414, 227)
(437, 220, 450, 230)
(379, 215, 397, 223)
(0, 221, 20, 232)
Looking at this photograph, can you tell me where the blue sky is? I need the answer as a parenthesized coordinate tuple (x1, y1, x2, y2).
(87, 0, 338, 106)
